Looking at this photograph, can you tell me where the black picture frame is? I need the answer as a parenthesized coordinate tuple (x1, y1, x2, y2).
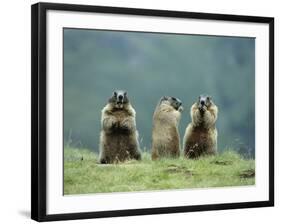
(31, 2, 274, 222)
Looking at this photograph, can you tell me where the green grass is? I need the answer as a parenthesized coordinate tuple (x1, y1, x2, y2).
(64, 147, 255, 195)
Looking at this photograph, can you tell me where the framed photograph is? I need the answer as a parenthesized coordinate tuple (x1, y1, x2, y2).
(31, 2, 274, 222)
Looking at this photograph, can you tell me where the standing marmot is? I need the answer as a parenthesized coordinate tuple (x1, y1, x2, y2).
(183, 95, 218, 158)
(151, 96, 183, 160)
(99, 90, 141, 164)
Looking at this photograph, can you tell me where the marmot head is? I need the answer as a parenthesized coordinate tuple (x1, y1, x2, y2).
(159, 96, 183, 112)
(197, 95, 213, 114)
(191, 95, 217, 128)
(108, 90, 129, 109)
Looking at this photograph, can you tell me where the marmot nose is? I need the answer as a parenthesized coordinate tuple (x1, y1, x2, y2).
(118, 95, 123, 100)
(200, 100, 205, 105)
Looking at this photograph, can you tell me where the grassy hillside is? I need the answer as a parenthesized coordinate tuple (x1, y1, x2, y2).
(64, 147, 255, 195)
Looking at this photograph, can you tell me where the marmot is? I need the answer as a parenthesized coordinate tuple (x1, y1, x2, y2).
(99, 90, 141, 164)
(183, 95, 218, 158)
(151, 96, 183, 160)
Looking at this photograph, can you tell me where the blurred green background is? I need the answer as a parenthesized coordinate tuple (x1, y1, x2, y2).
(63, 28, 255, 158)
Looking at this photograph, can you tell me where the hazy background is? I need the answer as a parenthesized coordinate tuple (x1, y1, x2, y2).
(63, 28, 255, 158)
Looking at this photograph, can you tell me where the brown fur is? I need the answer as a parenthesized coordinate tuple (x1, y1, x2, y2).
(99, 93, 141, 164)
(151, 97, 183, 160)
(183, 97, 218, 158)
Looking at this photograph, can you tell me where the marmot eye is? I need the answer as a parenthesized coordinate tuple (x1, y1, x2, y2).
(206, 96, 211, 101)
(124, 92, 127, 96)
(113, 92, 117, 97)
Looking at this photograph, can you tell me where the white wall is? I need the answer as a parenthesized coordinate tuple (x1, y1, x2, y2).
(0, 0, 279, 223)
